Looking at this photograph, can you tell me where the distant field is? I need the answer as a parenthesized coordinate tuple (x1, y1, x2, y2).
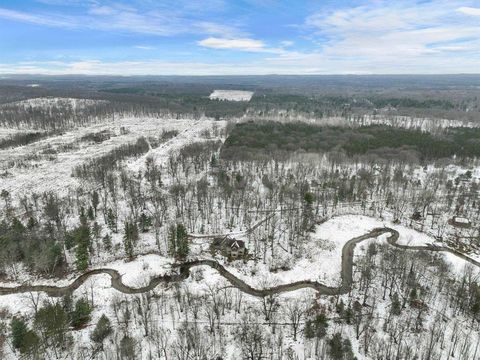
(209, 90, 254, 101)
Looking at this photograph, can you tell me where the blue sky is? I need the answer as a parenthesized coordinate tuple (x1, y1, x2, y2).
(0, 0, 479, 75)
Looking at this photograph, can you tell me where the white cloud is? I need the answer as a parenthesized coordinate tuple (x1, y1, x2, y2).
(0, 5, 242, 37)
(0, 8, 74, 27)
(280, 40, 294, 47)
(304, 1, 480, 62)
(457, 6, 480, 16)
(88, 6, 116, 16)
(196, 21, 246, 37)
(135, 45, 156, 50)
(198, 37, 266, 51)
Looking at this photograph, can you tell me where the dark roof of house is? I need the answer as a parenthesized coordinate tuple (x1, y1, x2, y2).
(226, 239, 245, 249)
(213, 235, 245, 249)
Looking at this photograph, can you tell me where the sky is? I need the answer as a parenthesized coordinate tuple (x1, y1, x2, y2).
(0, 0, 479, 75)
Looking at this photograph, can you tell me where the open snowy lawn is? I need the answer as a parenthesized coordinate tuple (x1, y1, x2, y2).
(103, 254, 174, 287)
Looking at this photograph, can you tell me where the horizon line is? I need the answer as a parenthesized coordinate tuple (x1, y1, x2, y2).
(2, 73, 480, 77)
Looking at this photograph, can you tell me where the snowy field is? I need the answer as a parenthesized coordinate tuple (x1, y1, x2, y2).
(209, 89, 254, 101)
(0, 115, 226, 200)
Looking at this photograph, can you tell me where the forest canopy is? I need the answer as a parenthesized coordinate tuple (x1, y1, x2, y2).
(221, 121, 480, 163)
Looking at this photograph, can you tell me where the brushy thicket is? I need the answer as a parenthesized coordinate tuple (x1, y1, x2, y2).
(0, 131, 56, 149)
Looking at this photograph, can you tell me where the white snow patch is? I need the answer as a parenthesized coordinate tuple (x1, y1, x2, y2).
(209, 90, 253, 102)
(101, 254, 174, 287)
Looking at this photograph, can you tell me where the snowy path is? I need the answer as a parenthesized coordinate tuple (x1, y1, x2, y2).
(1, 227, 479, 298)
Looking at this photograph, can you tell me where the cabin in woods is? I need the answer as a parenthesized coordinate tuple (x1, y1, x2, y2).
(212, 235, 246, 259)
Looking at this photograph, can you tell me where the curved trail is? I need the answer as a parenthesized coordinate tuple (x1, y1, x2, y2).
(0, 228, 479, 298)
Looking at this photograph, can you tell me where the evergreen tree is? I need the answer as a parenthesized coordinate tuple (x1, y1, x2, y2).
(62, 294, 73, 316)
(139, 212, 152, 232)
(167, 223, 189, 258)
(409, 288, 418, 306)
(75, 223, 90, 271)
(345, 305, 353, 324)
(26, 216, 37, 230)
(90, 314, 112, 345)
(336, 299, 345, 315)
(87, 206, 95, 220)
(176, 223, 189, 258)
(102, 234, 112, 251)
(168, 224, 177, 257)
(328, 333, 354, 360)
(10, 318, 39, 355)
(304, 313, 328, 339)
(106, 208, 117, 233)
(34, 302, 70, 348)
(391, 293, 402, 315)
(71, 298, 92, 329)
(123, 220, 138, 260)
(120, 335, 136, 359)
(10, 317, 28, 350)
(92, 221, 101, 241)
(302, 192, 315, 231)
(91, 191, 99, 216)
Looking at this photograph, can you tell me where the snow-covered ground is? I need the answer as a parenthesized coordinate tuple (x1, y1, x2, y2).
(0, 214, 478, 359)
(0, 116, 226, 200)
(209, 90, 254, 102)
(0, 97, 107, 110)
(198, 215, 472, 289)
(105, 254, 174, 287)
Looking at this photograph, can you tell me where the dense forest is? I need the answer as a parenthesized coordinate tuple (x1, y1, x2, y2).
(221, 122, 480, 163)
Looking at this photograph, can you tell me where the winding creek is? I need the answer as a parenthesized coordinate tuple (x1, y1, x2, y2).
(1, 227, 479, 298)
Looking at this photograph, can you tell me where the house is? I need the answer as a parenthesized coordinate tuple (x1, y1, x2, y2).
(448, 216, 471, 228)
(212, 235, 246, 259)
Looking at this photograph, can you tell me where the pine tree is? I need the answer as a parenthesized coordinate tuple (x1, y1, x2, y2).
(168, 224, 177, 256)
(328, 333, 353, 360)
(71, 298, 92, 329)
(176, 223, 189, 258)
(102, 234, 112, 251)
(391, 293, 402, 315)
(10, 317, 28, 350)
(34, 302, 70, 348)
(75, 223, 90, 271)
(87, 206, 95, 220)
(302, 192, 315, 231)
(27, 216, 37, 230)
(139, 212, 152, 232)
(106, 208, 117, 233)
(91, 191, 99, 216)
(10, 317, 39, 354)
(123, 220, 138, 260)
(90, 314, 112, 345)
